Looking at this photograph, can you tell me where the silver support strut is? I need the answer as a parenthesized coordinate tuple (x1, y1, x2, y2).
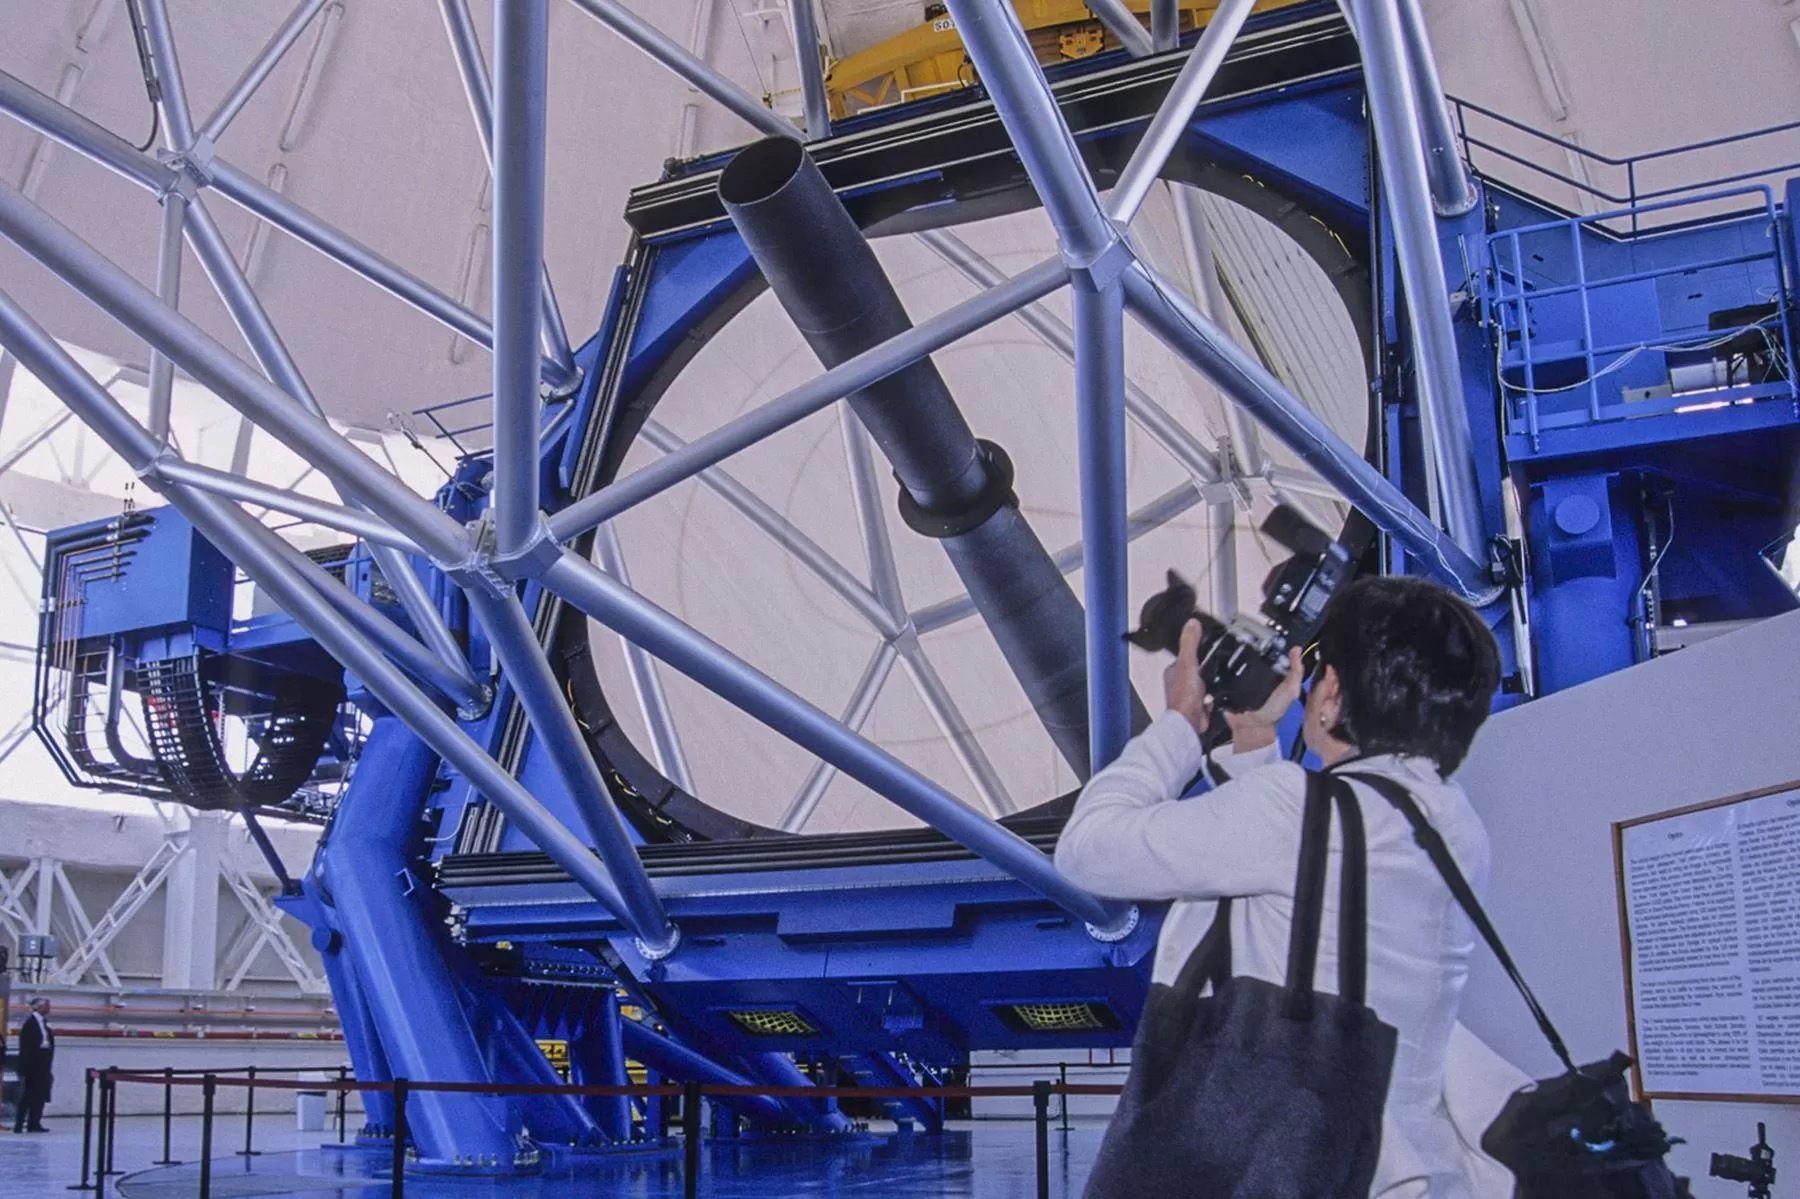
(199, 0, 330, 145)
(490, 0, 551, 558)
(788, 0, 832, 140)
(1341, 0, 1487, 561)
(1395, 0, 1477, 217)
(1108, 0, 1258, 224)
(564, 0, 799, 140)
(0, 286, 636, 926)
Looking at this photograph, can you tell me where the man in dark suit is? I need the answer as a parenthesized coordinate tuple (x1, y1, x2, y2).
(13, 998, 52, 1133)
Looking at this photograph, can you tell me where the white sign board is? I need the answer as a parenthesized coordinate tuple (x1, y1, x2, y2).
(1616, 781, 1800, 1101)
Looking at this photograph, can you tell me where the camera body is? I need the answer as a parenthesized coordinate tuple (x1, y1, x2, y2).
(1711, 1123, 1776, 1198)
(1125, 505, 1351, 713)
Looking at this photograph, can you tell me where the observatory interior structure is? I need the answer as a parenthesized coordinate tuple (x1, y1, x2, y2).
(0, 0, 1797, 1197)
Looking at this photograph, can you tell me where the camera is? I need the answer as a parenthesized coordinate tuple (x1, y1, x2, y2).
(1124, 504, 1351, 713)
(1712, 1123, 1776, 1198)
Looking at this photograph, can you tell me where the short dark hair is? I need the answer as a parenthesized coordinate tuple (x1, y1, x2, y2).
(1314, 576, 1500, 774)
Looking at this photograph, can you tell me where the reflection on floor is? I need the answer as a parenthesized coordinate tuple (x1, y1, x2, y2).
(4, 1114, 1111, 1199)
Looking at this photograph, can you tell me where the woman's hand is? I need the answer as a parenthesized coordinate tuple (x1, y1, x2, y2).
(1162, 618, 1212, 735)
(1222, 647, 1305, 752)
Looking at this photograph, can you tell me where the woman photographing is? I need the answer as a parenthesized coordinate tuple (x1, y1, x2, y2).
(1056, 575, 1520, 1199)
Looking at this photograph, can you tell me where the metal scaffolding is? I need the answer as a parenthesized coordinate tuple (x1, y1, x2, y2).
(0, 0, 1498, 961)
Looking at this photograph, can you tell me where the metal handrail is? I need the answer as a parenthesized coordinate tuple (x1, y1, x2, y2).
(1450, 95, 1800, 235)
(1483, 184, 1798, 446)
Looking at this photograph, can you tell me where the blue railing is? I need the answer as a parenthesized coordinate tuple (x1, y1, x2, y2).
(1451, 96, 1800, 236)
(1483, 185, 1797, 448)
(412, 390, 576, 458)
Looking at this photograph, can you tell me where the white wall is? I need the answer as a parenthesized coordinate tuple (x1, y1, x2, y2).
(1457, 610, 1800, 1197)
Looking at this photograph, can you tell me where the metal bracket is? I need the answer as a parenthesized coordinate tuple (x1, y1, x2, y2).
(486, 513, 565, 580)
(154, 136, 214, 199)
(1065, 232, 1136, 293)
(634, 922, 681, 963)
(1084, 902, 1140, 944)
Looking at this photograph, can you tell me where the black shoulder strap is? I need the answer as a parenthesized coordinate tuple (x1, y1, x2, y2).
(1338, 771, 1577, 1073)
(1282, 771, 1335, 1017)
(1171, 897, 1233, 1000)
(1327, 776, 1369, 1007)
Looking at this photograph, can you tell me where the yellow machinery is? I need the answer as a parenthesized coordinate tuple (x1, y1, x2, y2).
(825, 1, 1310, 119)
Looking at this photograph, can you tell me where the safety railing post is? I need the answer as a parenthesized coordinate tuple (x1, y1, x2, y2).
(238, 1065, 260, 1156)
(199, 1074, 216, 1199)
(1033, 1079, 1051, 1199)
(155, 1067, 179, 1164)
(92, 1073, 109, 1199)
(682, 1081, 701, 1199)
(1058, 1064, 1070, 1133)
(101, 1067, 121, 1176)
(391, 1078, 408, 1199)
(66, 1068, 95, 1190)
(337, 1067, 348, 1142)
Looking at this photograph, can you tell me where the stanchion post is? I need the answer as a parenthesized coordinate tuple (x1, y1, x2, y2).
(100, 1067, 121, 1177)
(155, 1067, 180, 1164)
(682, 1081, 701, 1199)
(1033, 1079, 1051, 1199)
(1058, 1063, 1070, 1133)
(93, 1073, 108, 1199)
(238, 1064, 260, 1156)
(67, 1068, 95, 1190)
(336, 1067, 348, 1142)
(199, 1074, 216, 1199)
(391, 1078, 408, 1199)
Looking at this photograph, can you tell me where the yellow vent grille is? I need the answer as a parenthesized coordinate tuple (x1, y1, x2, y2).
(726, 1009, 820, 1037)
(996, 1001, 1117, 1033)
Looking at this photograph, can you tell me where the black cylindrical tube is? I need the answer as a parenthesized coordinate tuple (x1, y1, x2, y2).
(101, 1069, 120, 1177)
(391, 1079, 408, 1199)
(69, 1069, 95, 1191)
(199, 1075, 215, 1199)
(719, 137, 1147, 775)
(337, 1068, 348, 1143)
(156, 1069, 178, 1165)
(1033, 1079, 1051, 1199)
(239, 1065, 259, 1156)
(93, 1078, 108, 1199)
(682, 1081, 702, 1199)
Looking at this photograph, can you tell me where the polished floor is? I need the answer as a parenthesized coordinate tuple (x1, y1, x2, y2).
(3, 1113, 1111, 1198)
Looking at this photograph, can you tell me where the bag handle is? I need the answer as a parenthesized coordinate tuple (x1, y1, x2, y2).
(1283, 771, 1370, 1016)
(1337, 771, 1577, 1073)
(1171, 896, 1233, 1001)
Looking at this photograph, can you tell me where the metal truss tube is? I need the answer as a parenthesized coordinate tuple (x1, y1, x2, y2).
(893, 631, 1014, 816)
(1122, 263, 1497, 602)
(462, 585, 675, 953)
(207, 159, 577, 393)
(788, 0, 831, 140)
(1341, 0, 1487, 561)
(778, 639, 897, 832)
(547, 256, 1069, 541)
(1108, 0, 1258, 224)
(564, 0, 799, 141)
(615, 1020, 790, 1127)
(151, 459, 417, 550)
(145, 191, 186, 444)
(941, 0, 1114, 261)
(436, 0, 575, 379)
(595, 522, 696, 794)
(1394, 0, 1477, 216)
(540, 548, 1133, 933)
(490, 0, 551, 557)
(721, 137, 1121, 777)
(0, 181, 471, 564)
(918, 228, 1221, 485)
(182, 199, 479, 700)
(1086, 0, 1154, 58)
(0, 286, 636, 929)
(0, 69, 176, 193)
(1072, 280, 1132, 769)
(1151, 0, 1180, 52)
(839, 411, 906, 618)
(198, 0, 329, 144)
(639, 420, 897, 637)
(140, 0, 198, 150)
